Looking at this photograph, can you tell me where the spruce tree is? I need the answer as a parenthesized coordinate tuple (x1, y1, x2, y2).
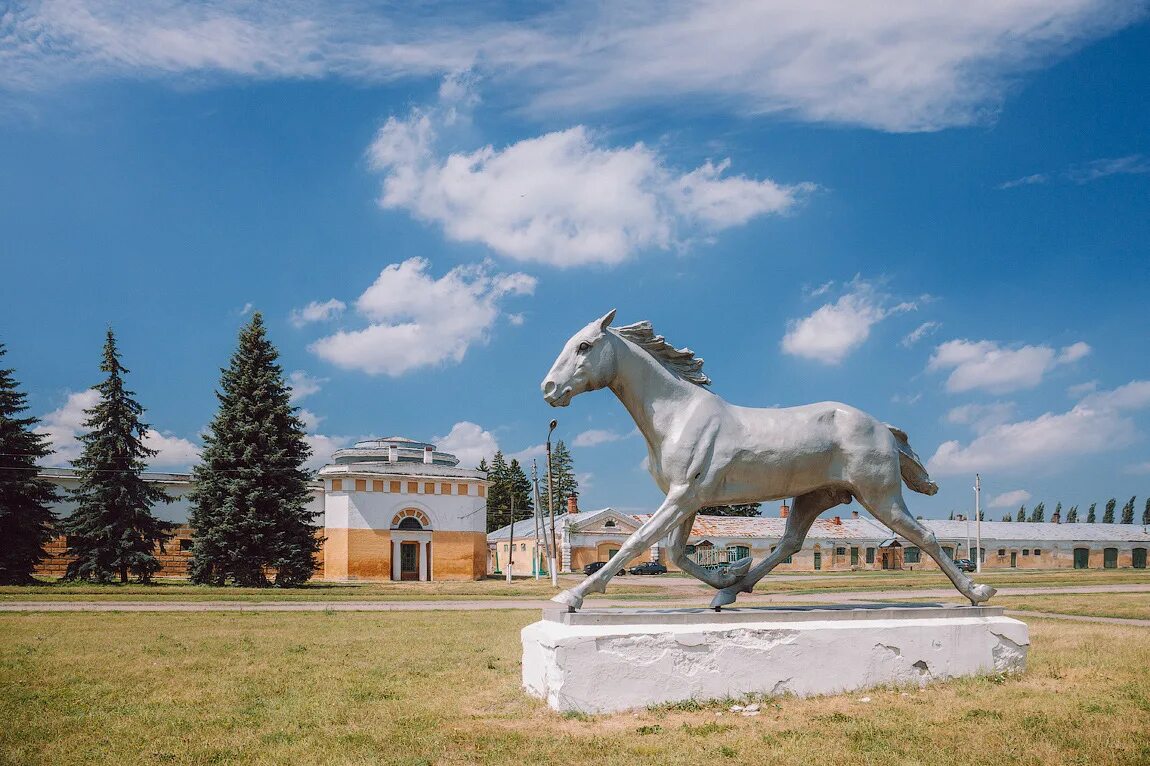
(1086, 503, 1097, 523)
(1143, 498, 1150, 526)
(1120, 496, 1135, 524)
(1029, 502, 1045, 523)
(58, 330, 174, 583)
(544, 439, 579, 515)
(0, 345, 60, 584)
(485, 451, 511, 532)
(189, 314, 318, 586)
(1066, 505, 1079, 523)
(508, 458, 534, 516)
(1015, 505, 1026, 522)
(699, 503, 763, 517)
(1103, 498, 1116, 524)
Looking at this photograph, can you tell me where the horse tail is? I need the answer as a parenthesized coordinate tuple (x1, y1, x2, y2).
(887, 425, 939, 496)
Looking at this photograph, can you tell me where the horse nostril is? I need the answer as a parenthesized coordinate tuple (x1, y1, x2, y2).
(542, 380, 557, 397)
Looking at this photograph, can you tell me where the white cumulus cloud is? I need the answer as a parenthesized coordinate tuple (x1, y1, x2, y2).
(433, 421, 499, 469)
(927, 379, 1150, 475)
(781, 279, 917, 364)
(367, 90, 810, 267)
(928, 339, 1090, 394)
(289, 299, 346, 328)
(287, 370, 326, 402)
(307, 257, 534, 376)
(989, 489, 1031, 509)
(573, 429, 626, 448)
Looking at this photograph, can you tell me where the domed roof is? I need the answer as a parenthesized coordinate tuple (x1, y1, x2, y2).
(328, 435, 459, 467)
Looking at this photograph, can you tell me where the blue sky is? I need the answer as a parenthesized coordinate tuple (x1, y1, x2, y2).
(2, 1, 1149, 519)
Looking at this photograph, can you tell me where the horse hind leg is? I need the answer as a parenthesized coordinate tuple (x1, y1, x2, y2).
(666, 515, 751, 590)
(710, 486, 850, 609)
(861, 489, 996, 605)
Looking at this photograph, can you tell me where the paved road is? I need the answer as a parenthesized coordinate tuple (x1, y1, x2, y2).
(2, 583, 1147, 614)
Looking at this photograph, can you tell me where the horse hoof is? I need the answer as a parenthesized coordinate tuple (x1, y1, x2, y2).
(710, 587, 740, 609)
(552, 589, 584, 610)
(969, 584, 996, 604)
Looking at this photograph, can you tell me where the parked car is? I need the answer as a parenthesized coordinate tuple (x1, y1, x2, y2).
(583, 561, 625, 576)
(629, 561, 668, 576)
(953, 558, 976, 572)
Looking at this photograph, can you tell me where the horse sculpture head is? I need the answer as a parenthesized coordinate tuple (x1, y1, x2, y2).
(541, 309, 617, 407)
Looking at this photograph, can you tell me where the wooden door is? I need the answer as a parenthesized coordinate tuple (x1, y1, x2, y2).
(1133, 548, 1146, 569)
(1010, 551, 1017, 568)
(400, 542, 420, 581)
(1104, 548, 1118, 569)
(1074, 548, 1090, 569)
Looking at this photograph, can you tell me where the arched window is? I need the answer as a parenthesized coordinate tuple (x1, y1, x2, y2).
(397, 517, 423, 530)
(391, 508, 431, 530)
(604, 519, 617, 528)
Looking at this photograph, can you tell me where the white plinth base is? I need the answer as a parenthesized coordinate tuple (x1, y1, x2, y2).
(522, 605, 1028, 713)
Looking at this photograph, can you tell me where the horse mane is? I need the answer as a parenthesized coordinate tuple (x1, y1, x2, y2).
(613, 321, 712, 387)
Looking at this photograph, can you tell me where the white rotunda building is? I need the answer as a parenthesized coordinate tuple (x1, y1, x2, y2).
(318, 437, 488, 581)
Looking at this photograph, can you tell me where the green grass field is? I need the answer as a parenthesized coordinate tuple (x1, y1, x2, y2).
(2, 611, 1148, 765)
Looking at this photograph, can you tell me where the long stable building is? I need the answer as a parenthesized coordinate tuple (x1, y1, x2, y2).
(31, 435, 489, 582)
(489, 504, 1150, 573)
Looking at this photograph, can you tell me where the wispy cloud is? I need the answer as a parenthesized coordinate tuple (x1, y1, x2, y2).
(782, 278, 918, 364)
(989, 489, 1031, 508)
(902, 321, 941, 348)
(572, 429, 627, 448)
(289, 299, 346, 328)
(4, 2, 1144, 132)
(999, 154, 1150, 189)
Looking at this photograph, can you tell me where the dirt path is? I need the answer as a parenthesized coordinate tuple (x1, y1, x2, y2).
(2, 583, 1147, 614)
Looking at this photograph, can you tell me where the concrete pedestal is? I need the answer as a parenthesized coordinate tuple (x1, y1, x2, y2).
(522, 604, 1028, 713)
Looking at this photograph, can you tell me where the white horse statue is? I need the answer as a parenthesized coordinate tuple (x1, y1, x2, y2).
(541, 310, 997, 610)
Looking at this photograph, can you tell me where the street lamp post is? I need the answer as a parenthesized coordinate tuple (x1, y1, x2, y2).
(974, 474, 983, 574)
(546, 419, 559, 588)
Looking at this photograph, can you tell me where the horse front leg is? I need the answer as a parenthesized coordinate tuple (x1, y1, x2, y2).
(666, 515, 752, 589)
(552, 486, 695, 610)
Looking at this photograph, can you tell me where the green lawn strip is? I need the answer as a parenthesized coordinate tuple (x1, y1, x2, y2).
(1, 612, 1147, 766)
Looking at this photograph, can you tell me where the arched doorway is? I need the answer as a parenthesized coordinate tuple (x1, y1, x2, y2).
(1134, 548, 1147, 569)
(1103, 547, 1118, 569)
(391, 509, 433, 581)
(1073, 548, 1090, 569)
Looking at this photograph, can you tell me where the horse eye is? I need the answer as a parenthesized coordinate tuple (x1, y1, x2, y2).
(577, 341, 591, 353)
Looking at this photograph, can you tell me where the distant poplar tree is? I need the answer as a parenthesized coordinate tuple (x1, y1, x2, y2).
(1143, 498, 1150, 526)
(1029, 502, 1045, 523)
(58, 330, 174, 583)
(1103, 498, 1116, 524)
(1066, 505, 1079, 523)
(189, 314, 318, 586)
(1001, 513, 1012, 522)
(947, 511, 955, 520)
(1087, 503, 1097, 523)
(700, 503, 763, 517)
(0, 345, 60, 584)
(544, 439, 579, 514)
(1120, 496, 1135, 524)
(1016, 505, 1026, 522)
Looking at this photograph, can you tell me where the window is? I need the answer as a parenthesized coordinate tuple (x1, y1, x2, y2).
(835, 547, 846, 556)
(1022, 549, 1029, 556)
(441, 483, 451, 495)
(397, 517, 423, 530)
(331, 479, 343, 491)
(478, 485, 486, 497)
(390, 481, 401, 493)
(407, 482, 418, 494)
(179, 538, 193, 551)
(521, 543, 526, 551)
(424, 482, 435, 495)
(770, 545, 793, 565)
(905, 547, 921, 564)
(728, 545, 750, 561)
(354, 479, 366, 492)
(685, 544, 696, 555)
(604, 520, 617, 528)
(865, 547, 875, 564)
(458, 484, 470, 495)
(1033, 549, 1042, 556)
(998, 548, 1007, 556)
(373, 480, 385, 492)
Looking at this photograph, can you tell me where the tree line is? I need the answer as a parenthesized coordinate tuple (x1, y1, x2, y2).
(0, 315, 319, 586)
(990, 498, 1150, 525)
(481, 440, 581, 533)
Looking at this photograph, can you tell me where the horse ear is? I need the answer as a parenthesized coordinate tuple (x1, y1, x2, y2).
(598, 308, 617, 331)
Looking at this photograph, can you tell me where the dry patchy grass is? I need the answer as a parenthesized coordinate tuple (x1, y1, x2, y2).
(2, 611, 1148, 766)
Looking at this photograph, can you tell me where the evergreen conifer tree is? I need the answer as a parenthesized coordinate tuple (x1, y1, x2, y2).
(1015, 505, 1026, 522)
(58, 330, 174, 583)
(0, 345, 60, 584)
(1029, 502, 1045, 523)
(1120, 496, 1135, 524)
(1086, 503, 1096, 523)
(1001, 513, 1012, 522)
(188, 314, 318, 586)
(1066, 505, 1079, 523)
(485, 451, 511, 532)
(544, 439, 579, 515)
(508, 458, 534, 517)
(699, 503, 763, 517)
(1143, 498, 1150, 526)
(1103, 498, 1116, 523)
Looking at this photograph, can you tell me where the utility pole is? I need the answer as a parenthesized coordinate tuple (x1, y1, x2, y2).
(506, 491, 516, 583)
(974, 473, 983, 574)
(546, 419, 559, 587)
(532, 461, 543, 579)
